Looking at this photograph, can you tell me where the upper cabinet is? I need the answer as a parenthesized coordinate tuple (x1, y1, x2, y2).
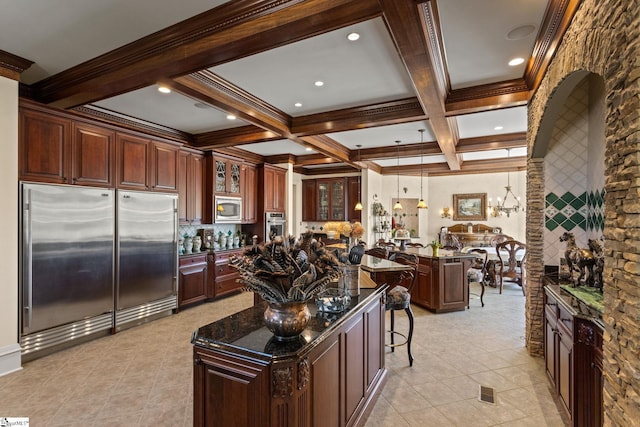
(241, 163, 257, 224)
(213, 155, 241, 195)
(20, 101, 178, 194)
(178, 148, 204, 225)
(261, 164, 286, 213)
(19, 107, 116, 187)
(302, 177, 360, 222)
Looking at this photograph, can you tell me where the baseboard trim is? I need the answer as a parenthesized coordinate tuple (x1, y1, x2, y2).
(0, 343, 22, 377)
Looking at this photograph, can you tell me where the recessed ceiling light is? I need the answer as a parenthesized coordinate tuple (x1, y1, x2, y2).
(506, 24, 537, 40)
(305, 147, 312, 151)
(347, 32, 360, 41)
(294, 102, 302, 107)
(508, 57, 525, 66)
(226, 114, 236, 120)
(314, 81, 324, 87)
(494, 126, 504, 130)
(157, 86, 171, 94)
(194, 102, 211, 109)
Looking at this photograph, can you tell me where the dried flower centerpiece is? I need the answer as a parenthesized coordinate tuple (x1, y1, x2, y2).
(230, 233, 342, 340)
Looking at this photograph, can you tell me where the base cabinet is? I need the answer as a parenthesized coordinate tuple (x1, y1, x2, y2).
(411, 255, 472, 312)
(544, 286, 603, 426)
(207, 249, 244, 298)
(192, 288, 387, 427)
(178, 254, 208, 308)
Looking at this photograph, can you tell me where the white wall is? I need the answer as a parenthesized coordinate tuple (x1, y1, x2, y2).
(0, 76, 21, 375)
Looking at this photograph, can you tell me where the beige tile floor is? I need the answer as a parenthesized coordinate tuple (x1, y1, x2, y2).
(0, 282, 567, 427)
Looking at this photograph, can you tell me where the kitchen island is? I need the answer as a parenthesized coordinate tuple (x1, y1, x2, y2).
(404, 248, 476, 312)
(191, 283, 387, 427)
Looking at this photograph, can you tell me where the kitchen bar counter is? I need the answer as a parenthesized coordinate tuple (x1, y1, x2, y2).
(192, 285, 388, 426)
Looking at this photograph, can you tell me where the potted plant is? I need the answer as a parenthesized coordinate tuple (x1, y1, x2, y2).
(429, 240, 443, 257)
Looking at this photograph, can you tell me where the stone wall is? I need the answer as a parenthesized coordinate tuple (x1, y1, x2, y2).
(526, 0, 639, 425)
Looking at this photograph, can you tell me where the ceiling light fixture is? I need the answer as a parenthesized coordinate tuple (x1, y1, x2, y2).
(226, 114, 237, 120)
(393, 140, 403, 211)
(416, 129, 428, 209)
(294, 102, 302, 107)
(488, 148, 522, 217)
(347, 32, 360, 41)
(305, 147, 312, 152)
(494, 125, 504, 130)
(508, 57, 525, 66)
(314, 81, 324, 87)
(157, 86, 171, 94)
(354, 144, 363, 211)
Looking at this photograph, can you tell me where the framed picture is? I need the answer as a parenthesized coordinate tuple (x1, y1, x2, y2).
(453, 193, 487, 221)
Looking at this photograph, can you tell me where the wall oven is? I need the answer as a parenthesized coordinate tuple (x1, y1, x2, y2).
(265, 212, 286, 241)
(214, 196, 242, 223)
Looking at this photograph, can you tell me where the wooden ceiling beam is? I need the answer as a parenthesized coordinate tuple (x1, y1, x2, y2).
(291, 97, 426, 136)
(379, 0, 461, 170)
(381, 156, 526, 176)
(193, 125, 282, 149)
(33, 0, 382, 108)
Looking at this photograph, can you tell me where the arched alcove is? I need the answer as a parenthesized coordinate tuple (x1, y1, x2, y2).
(532, 72, 606, 268)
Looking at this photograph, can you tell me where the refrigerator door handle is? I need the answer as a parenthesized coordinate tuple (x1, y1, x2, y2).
(173, 199, 178, 294)
(23, 189, 33, 329)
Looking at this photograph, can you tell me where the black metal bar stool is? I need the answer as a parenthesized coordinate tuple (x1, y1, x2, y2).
(386, 252, 418, 366)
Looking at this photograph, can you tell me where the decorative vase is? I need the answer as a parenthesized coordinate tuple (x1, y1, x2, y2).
(340, 264, 361, 296)
(430, 246, 439, 257)
(192, 236, 202, 252)
(233, 236, 240, 247)
(226, 236, 233, 249)
(220, 235, 227, 250)
(263, 301, 311, 340)
(178, 238, 184, 255)
(184, 237, 193, 254)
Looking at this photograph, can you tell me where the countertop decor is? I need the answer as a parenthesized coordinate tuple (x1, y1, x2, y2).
(230, 232, 342, 340)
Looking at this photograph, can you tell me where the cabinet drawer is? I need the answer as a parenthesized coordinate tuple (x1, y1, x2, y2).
(558, 304, 574, 336)
(215, 273, 242, 296)
(180, 254, 207, 267)
(215, 262, 236, 276)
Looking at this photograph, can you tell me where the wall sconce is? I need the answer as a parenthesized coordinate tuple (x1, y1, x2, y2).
(487, 205, 501, 218)
(440, 207, 451, 219)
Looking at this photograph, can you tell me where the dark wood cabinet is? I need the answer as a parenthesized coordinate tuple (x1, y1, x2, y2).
(410, 254, 472, 312)
(192, 287, 386, 427)
(241, 163, 257, 223)
(71, 122, 115, 187)
(302, 178, 346, 221)
(302, 179, 317, 221)
(261, 164, 286, 213)
(116, 133, 150, 190)
(213, 155, 242, 195)
(150, 141, 178, 192)
(207, 249, 244, 298)
(544, 286, 603, 426)
(178, 148, 203, 225)
(178, 253, 208, 308)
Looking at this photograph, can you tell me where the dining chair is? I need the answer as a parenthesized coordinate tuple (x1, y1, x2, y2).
(386, 252, 418, 366)
(490, 233, 512, 247)
(467, 248, 488, 307)
(365, 247, 390, 260)
(405, 242, 424, 248)
(495, 240, 527, 295)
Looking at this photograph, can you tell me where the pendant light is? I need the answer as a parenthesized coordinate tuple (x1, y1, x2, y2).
(416, 129, 428, 209)
(354, 144, 363, 211)
(393, 140, 403, 210)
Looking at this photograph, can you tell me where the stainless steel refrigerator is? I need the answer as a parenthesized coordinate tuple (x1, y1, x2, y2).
(20, 183, 178, 359)
(114, 190, 178, 331)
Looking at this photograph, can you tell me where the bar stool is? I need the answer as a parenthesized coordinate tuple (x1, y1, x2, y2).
(386, 252, 418, 366)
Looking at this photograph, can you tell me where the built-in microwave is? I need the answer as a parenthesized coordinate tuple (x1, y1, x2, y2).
(214, 196, 242, 223)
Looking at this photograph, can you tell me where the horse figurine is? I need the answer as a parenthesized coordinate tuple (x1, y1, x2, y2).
(559, 232, 596, 287)
(588, 237, 605, 292)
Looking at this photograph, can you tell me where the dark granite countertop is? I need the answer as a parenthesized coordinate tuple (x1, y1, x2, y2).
(543, 274, 604, 329)
(191, 287, 384, 361)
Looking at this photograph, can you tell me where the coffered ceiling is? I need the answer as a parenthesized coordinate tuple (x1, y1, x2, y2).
(0, 0, 579, 176)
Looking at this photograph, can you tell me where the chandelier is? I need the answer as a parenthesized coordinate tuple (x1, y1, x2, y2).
(488, 149, 521, 217)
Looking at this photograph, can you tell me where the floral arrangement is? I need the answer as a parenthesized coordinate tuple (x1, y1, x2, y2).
(324, 221, 364, 238)
(229, 232, 342, 304)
